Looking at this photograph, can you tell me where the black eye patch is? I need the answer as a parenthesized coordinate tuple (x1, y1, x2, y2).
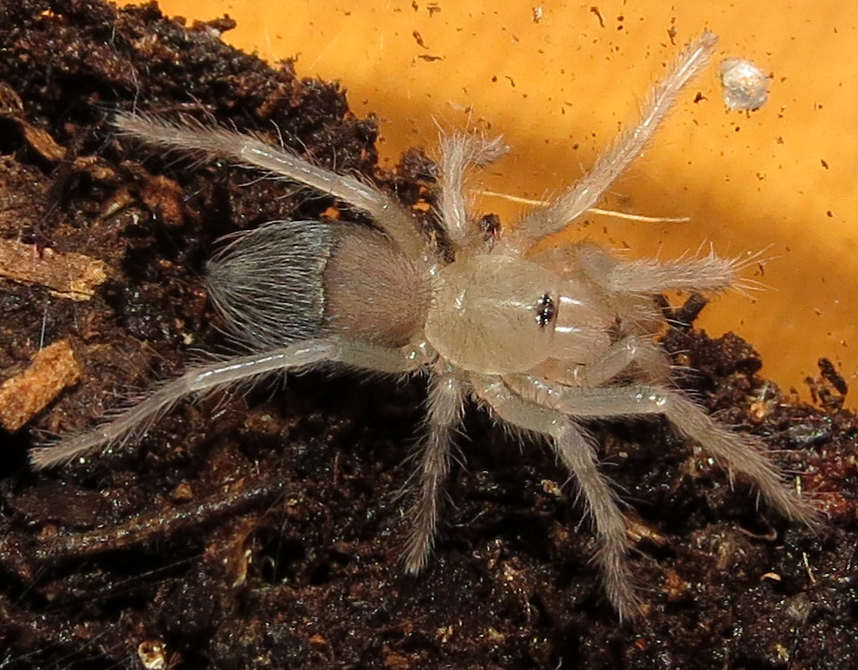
(535, 293, 556, 328)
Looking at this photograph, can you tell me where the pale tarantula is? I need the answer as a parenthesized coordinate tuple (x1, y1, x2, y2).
(31, 31, 816, 618)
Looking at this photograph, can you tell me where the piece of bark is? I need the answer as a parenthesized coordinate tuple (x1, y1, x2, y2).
(0, 238, 108, 301)
(0, 339, 81, 431)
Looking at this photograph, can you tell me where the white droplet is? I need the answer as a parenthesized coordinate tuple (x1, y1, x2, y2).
(719, 58, 770, 111)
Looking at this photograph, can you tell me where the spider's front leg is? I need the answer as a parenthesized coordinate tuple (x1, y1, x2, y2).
(546, 242, 743, 297)
(471, 374, 641, 619)
(602, 252, 746, 296)
(437, 134, 508, 250)
(30, 339, 425, 469)
(500, 31, 718, 254)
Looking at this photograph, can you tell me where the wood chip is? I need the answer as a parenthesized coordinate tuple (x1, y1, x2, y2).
(0, 81, 66, 162)
(0, 238, 108, 300)
(0, 339, 81, 431)
(19, 122, 66, 162)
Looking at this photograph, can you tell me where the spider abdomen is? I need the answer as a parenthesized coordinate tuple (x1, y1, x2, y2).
(207, 221, 431, 350)
(323, 225, 432, 347)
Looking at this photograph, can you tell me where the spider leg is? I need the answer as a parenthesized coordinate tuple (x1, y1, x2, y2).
(438, 134, 508, 250)
(501, 31, 718, 254)
(561, 242, 741, 295)
(472, 374, 641, 619)
(31, 339, 425, 470)
(536, 335, 671, 387)
(113, 113, 428, 263)
(504, 378, 819, 527)
(534, 223, 751, 302)
(605, 254, 741, 295)
(403, 371, 465, 573)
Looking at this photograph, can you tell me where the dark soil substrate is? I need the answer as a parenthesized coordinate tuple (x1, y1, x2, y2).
(0, 2, 856, 668)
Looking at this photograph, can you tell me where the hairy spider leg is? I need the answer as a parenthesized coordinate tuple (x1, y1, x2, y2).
(402, 371, 466, 572)
(437, 134, 508, 249)
(532, 244, 741, 302)
(113, 113, 428, 263)
(31, 339, 426, 469)
(504, 377, 819, 528)
(604, 255, 744, 294)
(472, 374, 640, 619)
(501, 31, 719, 254)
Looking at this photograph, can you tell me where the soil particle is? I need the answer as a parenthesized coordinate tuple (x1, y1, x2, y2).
(1, 2, 856, 669)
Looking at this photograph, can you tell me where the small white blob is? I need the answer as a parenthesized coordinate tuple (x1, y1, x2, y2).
(719, 58, 770, 111)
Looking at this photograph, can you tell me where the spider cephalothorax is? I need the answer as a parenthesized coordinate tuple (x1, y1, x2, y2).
(32, 31, 816, 618)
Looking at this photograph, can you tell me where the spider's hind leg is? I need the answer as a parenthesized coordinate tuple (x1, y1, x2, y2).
(30, 339, 422, 470)
(113, 113, 428, 263)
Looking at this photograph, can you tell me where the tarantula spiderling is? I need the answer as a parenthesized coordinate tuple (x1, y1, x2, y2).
(30, 31, 817, 619)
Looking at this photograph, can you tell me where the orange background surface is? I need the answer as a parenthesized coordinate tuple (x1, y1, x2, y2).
(121, 1, 858, 403)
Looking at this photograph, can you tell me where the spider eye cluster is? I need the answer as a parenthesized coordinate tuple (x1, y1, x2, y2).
(535, 294, 556, 328)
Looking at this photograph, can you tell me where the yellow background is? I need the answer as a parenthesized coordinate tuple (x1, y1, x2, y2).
(121, 1, 858, 402)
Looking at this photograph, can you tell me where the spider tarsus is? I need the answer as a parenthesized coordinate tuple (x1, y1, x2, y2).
(596, 540, 645, 621)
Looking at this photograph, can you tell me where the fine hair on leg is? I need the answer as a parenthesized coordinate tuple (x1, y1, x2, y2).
(503, 378, 818, 527)
(437, 133, 508, 249)
(605, 252, 749, 294)
(472, 374, 640, 618)
(536, 335, 672, 387)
